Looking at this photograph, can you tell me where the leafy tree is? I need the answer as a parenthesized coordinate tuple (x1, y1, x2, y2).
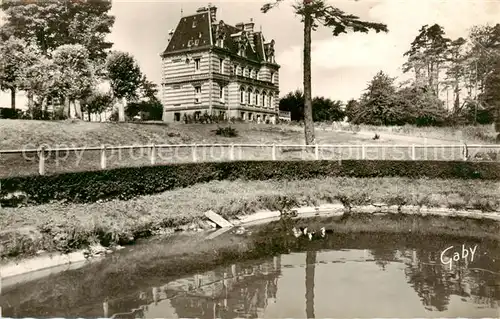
(443, 37, 467, 114)
(345, 99, 361, 123)
(105, 51, 143, 122)
(312, 96, 344, 122)
(0, 36, 38, 109)
(261, 0, 388, 144)
(396, 85, 447, 126)
(52, 44, 94, 119)
(279, 90, 305, 121)
(355, 71, 403, 125)
(0, 0, 115, 61)
(279, 90, 344, 122)
(403, 24, 451, 94)
(481, 57, 500, 140)
(81, 90, 114, 121)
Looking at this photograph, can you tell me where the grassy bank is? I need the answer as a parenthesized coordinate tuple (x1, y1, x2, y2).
(1, 120, 487, 178)
(337, 123, 498, 144)
(1, 177, 500, 260)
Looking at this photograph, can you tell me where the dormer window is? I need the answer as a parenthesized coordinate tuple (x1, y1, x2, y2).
(192, 20, 197, 28)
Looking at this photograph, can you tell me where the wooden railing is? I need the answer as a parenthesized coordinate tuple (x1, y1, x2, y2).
(1, 143, 500, 176)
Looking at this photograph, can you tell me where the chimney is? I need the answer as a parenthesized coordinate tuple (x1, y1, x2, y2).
(244, 18, 254, 33)
(244, 18, 255, 50)
(235, 22, 244, 31)
(209, 6, 217, 22)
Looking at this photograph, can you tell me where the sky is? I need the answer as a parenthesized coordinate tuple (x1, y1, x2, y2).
(1, 0, 500, 108)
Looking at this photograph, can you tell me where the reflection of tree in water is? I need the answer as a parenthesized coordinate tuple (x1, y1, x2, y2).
(167, 258, 281, 319)
(305, 250, 316, 319)
(402, 248, 455, 311)
(370, 247, 398, 271)
(400, 247, 500, 312)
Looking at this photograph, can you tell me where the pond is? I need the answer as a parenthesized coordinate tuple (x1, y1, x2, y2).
(1, 226, 500, 318)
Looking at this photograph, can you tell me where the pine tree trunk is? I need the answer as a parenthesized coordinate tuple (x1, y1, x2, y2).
(303, 3, 315, 145)
(10, 87, 16, 110)
(118, 97, 125, 122)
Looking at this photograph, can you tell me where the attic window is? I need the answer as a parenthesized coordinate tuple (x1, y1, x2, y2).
(192, 21, 197, 28)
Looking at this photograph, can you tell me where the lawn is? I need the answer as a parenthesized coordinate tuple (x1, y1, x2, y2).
(1, 176, 499, 260)
(2, 120, 498, 178)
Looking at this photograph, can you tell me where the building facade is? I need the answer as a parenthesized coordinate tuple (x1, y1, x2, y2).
(160, 6, 280, 123)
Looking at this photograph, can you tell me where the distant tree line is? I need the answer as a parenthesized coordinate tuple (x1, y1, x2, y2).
(278, 22, 500, 139)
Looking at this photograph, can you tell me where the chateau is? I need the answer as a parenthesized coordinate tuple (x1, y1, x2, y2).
(160, 5, 280, 123)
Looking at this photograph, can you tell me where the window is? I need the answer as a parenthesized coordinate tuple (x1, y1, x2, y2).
(240, 87, 245, 103)
(217, 39, 224, 47)
(194, 111, 201, 120)
(192, 20, 197, 28)
(219, 58, 224, 73)
(219, 85, 224, 102)
(268, 94, 273, 108)
(194, 86, 201, 103)
(241, 112, 245, 120)
(194, 39, 199, 46)
(236, 65, 241, 76)
(174, 112, 181, 121)
(173, 85, 180, 90)
(262, 92, 266, 107)
(247, 90, 251, 105)
(254, 91, 259, 105)
(270, 72, 275, 83)
(194, 58, 200, 72)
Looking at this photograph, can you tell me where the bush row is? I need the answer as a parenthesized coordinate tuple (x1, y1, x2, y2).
(1, 160, 500, 207)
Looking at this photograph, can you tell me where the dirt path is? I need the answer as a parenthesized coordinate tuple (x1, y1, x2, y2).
(348, 130, 464, 145)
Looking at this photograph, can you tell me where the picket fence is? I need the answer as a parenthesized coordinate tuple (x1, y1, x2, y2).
(1, 143, 500, 176)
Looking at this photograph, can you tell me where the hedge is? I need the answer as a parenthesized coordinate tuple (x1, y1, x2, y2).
(1, 160, 500, 207)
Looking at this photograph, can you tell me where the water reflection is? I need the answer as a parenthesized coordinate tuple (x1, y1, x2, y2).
(1, 233, 499, 318)
(104, 247, 499, 318)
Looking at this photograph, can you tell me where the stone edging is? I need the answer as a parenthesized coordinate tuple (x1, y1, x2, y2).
(1, 203, 499, 287)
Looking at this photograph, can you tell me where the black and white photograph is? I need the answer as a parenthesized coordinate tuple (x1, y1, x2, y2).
(0, 0, 499, 318)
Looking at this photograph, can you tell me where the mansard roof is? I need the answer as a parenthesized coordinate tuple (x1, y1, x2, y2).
(162, 7, 277, 66)
(162, 12, 212, 54)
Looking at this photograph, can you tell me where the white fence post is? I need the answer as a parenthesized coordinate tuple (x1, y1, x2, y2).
(100, 145, 107, 169)
(272, 143, 276, 160)
(38, 147, 46, 175)
(411, 144, 416, 160)
(229, 144, 235, 161)
(361, 145, 366, 160)
(150, 144, 156, 165)
(192, 144, 197, 162)
(315, 144, 319, 160)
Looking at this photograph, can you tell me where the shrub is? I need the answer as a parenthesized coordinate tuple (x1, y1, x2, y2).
(0, 107, 23, 119)
(1, 160, 500, 207)
(214, 126, 238, 137)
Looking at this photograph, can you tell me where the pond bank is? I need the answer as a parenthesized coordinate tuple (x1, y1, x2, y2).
(2, 202, 499, 287)
(1, 177, 500, 277)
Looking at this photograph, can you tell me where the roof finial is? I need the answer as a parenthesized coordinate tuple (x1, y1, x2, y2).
(180, 6, 183, 17)
(260, 25, 262, 32)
